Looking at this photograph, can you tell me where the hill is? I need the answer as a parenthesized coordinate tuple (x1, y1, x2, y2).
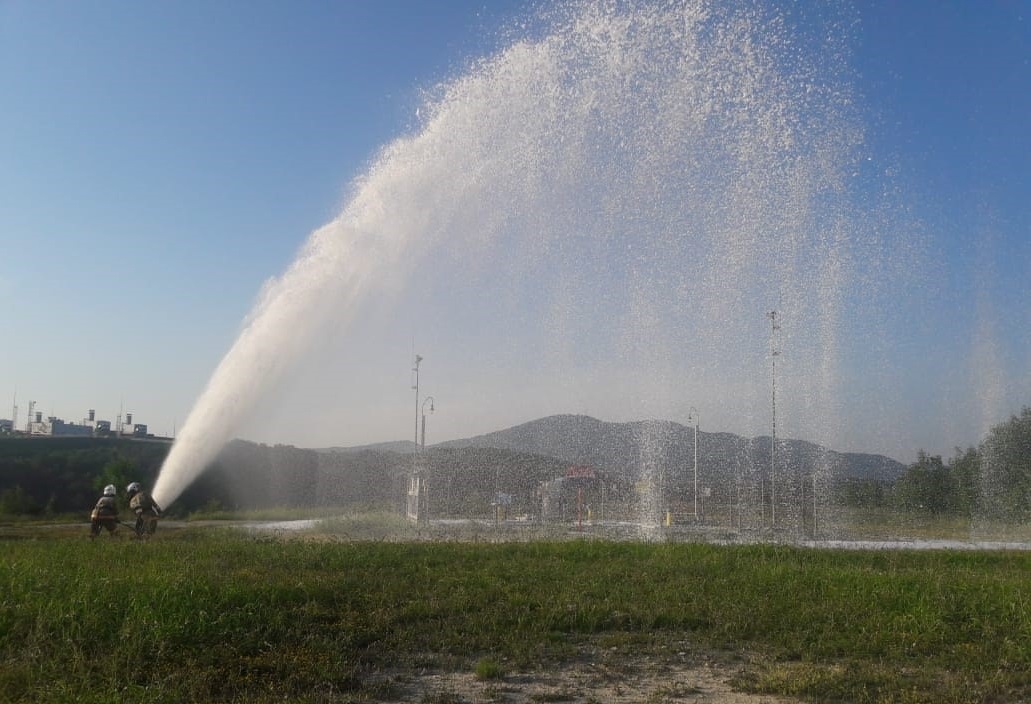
(434, 414, 905, 486)
(314, 440, 419, 455)
(311, 414, 907, 522)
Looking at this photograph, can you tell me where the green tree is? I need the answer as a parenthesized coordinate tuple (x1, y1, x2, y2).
(94, 455, 136, 509)
(0, 485, 41, 516)
(893, 452, 958, 516)
(948, 446, 981, 518)
(979, 407, 1031, 521)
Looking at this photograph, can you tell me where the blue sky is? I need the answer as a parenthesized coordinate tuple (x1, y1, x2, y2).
(1, 1, 1028, 465)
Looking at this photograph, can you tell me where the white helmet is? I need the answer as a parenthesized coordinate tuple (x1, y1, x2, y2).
(103, 484, 116, 497)
(126, 482, 141, 496)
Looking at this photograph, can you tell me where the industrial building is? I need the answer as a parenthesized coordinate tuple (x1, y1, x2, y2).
(3, 401, 150, 439)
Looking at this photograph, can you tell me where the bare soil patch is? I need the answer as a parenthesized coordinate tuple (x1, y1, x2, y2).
(371, 645, 798, 703)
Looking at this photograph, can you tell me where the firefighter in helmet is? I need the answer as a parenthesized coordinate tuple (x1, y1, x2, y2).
(90, 484, 119, 538)
(126, 482, 162, 538)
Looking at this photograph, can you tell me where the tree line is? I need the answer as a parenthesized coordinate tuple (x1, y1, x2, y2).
(0, 437, 167, 517)
(2, 408, 1030, 522)
(833, 407, 1031, 521)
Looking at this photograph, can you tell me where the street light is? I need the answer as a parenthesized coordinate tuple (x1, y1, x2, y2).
(421, 396, 435, 449)
(684, 410, 701, 519)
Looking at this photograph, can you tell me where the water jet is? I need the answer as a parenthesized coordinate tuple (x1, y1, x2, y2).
(153, 0, 925, 533)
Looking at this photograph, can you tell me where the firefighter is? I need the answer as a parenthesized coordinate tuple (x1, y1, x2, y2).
(126, 482, 162, 538)
(90, 484, 119, 538)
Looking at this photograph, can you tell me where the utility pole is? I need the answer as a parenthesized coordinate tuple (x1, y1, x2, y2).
(688, 407, 699, 522)
(768, 310, 780, 529)
(812, 473, 818, 536)
(412, 354, 422, 446)
(421, 397, 435, 449)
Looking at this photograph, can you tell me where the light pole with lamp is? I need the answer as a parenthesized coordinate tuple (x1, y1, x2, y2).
(687, 407, 699, 522)
(421, 396, 435, 449)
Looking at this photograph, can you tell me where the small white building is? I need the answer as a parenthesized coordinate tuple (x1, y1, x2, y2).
(28, 413, 92, 437)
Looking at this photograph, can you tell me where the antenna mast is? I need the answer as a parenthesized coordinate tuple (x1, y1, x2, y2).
(767, 310, 780, 529)
(412, 353, 423, 446)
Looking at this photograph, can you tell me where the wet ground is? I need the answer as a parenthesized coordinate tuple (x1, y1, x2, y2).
(12, 516, 1031, 553)
(238, 516, 1031, 552)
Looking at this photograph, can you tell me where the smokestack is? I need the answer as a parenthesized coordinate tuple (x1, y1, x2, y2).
(88, 409, 95, 422)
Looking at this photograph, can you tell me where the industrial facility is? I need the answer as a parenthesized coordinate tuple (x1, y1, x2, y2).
(0, 401, 151, 439)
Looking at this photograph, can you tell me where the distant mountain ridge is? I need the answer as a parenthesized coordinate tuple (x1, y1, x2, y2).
(317, 440, 420, 455)
(327, 414, 905, 485)
(172, 415, 908, 515)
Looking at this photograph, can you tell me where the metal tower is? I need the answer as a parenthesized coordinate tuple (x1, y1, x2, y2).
(768, 310, 780, 528)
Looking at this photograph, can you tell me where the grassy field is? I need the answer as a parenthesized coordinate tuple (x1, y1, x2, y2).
(2, 523, 1030, 703)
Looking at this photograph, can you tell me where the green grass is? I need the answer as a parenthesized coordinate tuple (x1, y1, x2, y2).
(474, 657, 505, 681)
(2, 530, 1030, 703)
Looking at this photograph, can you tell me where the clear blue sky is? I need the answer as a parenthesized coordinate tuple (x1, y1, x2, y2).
(1, 1, 1028, 464)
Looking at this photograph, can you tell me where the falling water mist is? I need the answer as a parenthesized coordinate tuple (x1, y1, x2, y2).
(153, 0, 885, 513)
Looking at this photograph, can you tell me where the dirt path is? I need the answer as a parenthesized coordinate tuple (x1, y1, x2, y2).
(373, 648, 799, 703)
(390, 666, 794, 703)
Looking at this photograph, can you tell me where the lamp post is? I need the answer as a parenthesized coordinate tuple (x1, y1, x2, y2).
(421, 396, 435, 449)
(687, 407, 699, 522)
